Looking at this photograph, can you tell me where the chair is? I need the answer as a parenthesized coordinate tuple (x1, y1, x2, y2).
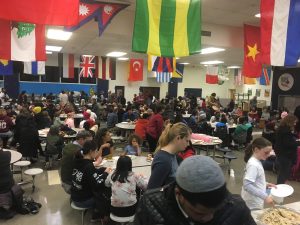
(214, 126, 229, 147)
(223, 152, 237, 174)
(70, 201, 90, 225)
(110, 213, 135, 225)
(13, 160, 31, 182)
(246, 127, 253, 144)
(232, 130, 247, 150)
(24, 168, 43, 192)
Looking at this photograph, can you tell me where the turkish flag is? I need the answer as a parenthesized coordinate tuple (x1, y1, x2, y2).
(129, 59, 143, 81)
(242, 25, 262, 78)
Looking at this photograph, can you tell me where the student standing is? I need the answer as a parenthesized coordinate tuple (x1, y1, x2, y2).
(241, 137, 276, 210)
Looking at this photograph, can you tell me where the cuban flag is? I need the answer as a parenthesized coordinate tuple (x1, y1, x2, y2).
(261, 0, 300, 66)
(23, 61, 45, 75)
(260, 67, 271, 85)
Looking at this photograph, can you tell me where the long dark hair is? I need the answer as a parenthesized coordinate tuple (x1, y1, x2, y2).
(111, 156, 132, 183)
(75, 140, 97, 159)
(95, 128, 109, 148)
(244, 137, 272, 162)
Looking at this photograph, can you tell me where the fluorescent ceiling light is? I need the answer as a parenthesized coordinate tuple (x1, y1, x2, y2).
(106, 51, 127, 57)
(46, 45, 62, 52)
(179, 62, 189, 65)
(46, 51, 53, 55)
(47, 29, 72, 41)
(200, 47, 225, 54)
(227, 66, 241, 69)
(117, 57, 129, 61)
(298, 58, 300, 62)
(255, 13, 261, 18)
(200, 60, 224, 65)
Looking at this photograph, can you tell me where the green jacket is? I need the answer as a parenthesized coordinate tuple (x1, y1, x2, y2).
(60, 143, 81, 184)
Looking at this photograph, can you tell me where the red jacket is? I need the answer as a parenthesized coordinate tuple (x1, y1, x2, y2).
(0, 115, 13, 133)
(146, 113, 164, 139)
(135, 119, 149, 140)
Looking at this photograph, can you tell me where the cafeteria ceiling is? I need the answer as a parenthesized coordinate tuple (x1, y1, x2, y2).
(46, 0, 260, 67)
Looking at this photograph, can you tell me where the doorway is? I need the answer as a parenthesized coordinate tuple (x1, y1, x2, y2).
(140, 86, 160, 99)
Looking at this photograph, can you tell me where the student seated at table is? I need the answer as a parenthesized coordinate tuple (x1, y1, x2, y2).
(79, 111, 95, 129)
(198, 113, 210, 134)
(232, 116, 248, 145)
(134, 113, 149, 141)
(177, 141, 195, 163)
(71, 140, 112, 223)
(248, 107, 259, 125)
(45, 125, 64, 167)
(105, 156, 147, 218)
(95, 128, 114, 158)
(64, 112, 75, 129)
(124, 134, 142, 156)
(0, 149, 28, 219)
(187, 110, 198, 133)
(122, 106, 137, 122)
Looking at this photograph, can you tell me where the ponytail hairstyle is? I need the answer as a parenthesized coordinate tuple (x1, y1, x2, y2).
(75, 140, 97, 159)
(244, 137, 272, 162)
(155, 122, 192, 152)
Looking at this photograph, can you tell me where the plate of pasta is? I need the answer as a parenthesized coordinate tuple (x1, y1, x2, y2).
(258, 207, 300, 225)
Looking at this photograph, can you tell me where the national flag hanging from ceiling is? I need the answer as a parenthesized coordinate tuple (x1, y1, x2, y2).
(205, 66, 219, 84)
(100, 56, 109, 80)
(0, 0, 79, 26)
(0, 21, 46, 61)
(148, 56, 175, 72)
(170, 63, 184, 83)
(109, 58, 116, 80)
(65, 2, 129, 36)
(132, 0, 201, 57)
(79, 55, 96, 78)
(260, 67, 271, 86)
(58, 53, 78, 79)
(128, 59, 144, 81)
(243, 24, 262, 78)
(260, 0, 300, 66)
(234, 68, 242, 86)
(0, 59, 13, 75)
(244, 76, 257, 85)
(23, 61, 45, 75)
(156, 72, 171, 83)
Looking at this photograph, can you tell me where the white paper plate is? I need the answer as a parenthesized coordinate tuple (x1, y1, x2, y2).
(128, 155, 136, 160)
(271, 184, 294, 198)
(112, 156, 120, 161)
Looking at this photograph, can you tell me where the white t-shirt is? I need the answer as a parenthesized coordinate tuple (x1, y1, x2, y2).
(241, 156, 266, 210)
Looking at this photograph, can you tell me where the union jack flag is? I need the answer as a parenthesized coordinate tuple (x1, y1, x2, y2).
(79, 55, 95, 78)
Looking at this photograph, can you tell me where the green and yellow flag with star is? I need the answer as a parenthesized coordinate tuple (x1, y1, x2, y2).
(132, 0, 201, 57)
(242, 24, 262, 78)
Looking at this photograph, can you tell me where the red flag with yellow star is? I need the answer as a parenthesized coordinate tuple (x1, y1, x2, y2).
(242, 25, 262, 78)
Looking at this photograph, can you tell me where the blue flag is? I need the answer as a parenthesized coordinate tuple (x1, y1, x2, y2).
(170, 63, 184, 83)
(0, 59, 13, 75)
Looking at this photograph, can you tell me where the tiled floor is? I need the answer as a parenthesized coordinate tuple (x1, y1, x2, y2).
(3, 136, 300, 225)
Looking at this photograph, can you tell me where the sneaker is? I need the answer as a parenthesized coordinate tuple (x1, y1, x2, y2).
(56, 157, 62, 161)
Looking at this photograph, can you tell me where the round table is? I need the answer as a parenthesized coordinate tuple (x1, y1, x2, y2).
(115, 122, 136, 130)
(3, 149, 22, 164)
(101, 156, 152, 178)
(191, 137, 222, 159)
(59, 113, 84, 119)
(38, 128, 83, 139)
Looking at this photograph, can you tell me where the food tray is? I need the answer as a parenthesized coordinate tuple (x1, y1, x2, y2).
(257, 206, 300, 225)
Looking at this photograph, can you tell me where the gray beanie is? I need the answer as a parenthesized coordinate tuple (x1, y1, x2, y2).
(176, 155, 225, 193)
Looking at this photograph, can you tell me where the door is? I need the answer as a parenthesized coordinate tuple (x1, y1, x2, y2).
(168, 82, 178, 98)
(115, 86, 125, 98)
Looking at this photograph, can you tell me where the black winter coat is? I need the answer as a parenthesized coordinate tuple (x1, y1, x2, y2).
(274, 125, 297, 162)
(134, 183, 256, 225)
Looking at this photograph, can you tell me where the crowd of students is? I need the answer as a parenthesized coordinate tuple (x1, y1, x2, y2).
(0, 89, 300, 224)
